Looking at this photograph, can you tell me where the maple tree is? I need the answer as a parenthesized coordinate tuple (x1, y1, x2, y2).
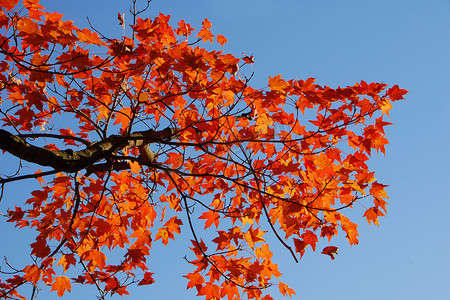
(0, 0, 408, 299)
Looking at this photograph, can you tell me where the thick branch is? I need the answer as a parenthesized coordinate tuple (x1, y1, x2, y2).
(0, 128, 176, 173)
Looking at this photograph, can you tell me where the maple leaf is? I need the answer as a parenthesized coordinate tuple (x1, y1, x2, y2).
(184, 272, 205, 292)
(23, 265, 42, 284)
(0, 11, 10, 29)
(175, 20, 194, 36)
(197, 27, 214, 43)
(125, 248, 147, 264)
(81, 250, 107, 272)
(129, 161, 141, 174)
(202, 18, 212, 29)
(255, 113, 273, 134)
(370, 181, 389, 200)
(114, 286, 130, 296)
(56, 254, 77, 272)
(244, 226, 265, 248)
(16, 17, 39, 35)
(104, 276, 120, 292)
(293, 238, 307, 258)
(279, 282, 296, 297)
(321, 246, 338, 260)
(199, 210, 220, 229)
(190, 239, 208, 257)
(212, 231, 229, 251)
(216, 34, 227, 46)
(113, 107, 132, 131)
(255, 243, 273, 260)
(30, 238, 51, 258)
(320, 225, 338, 242)
(301, 230, 318, 251)
(342, 221, 359, 245)
(138, 272, 155, 286)
(268, 74, 290, 93)
(77, 28, 106, 46)
(59, 128, 77, 146)
(165, 152, 184, 169)
(242, 54, 255, 64)
(7, 206, 25, 224)
(387, 85, 408, 101)
(51, 276, 71, 297)
(363, 207, 385, 226)
(380, 99, 393, 116)
(199, 284, 221, 299)
(155, 217, 183, 245)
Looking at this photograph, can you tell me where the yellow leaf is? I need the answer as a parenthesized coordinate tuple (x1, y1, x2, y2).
(380, 99, 392, 116)
(241, 215, 254, 227)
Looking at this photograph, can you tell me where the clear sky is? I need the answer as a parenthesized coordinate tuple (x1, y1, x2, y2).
(1, 0, 449, 299)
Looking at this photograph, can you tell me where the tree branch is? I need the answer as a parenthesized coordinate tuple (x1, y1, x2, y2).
(0, 128, 176, 173)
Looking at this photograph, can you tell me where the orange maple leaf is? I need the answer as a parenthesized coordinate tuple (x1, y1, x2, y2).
(51, 276, 71, 297)
(81, 250, 107, 272)
(202, 18, 212, 29)
(155, 217, 183, 245)
(16, 17, 39, 34)
(244, 226, 265, 248)
(268, 74, 290, 93)
(113, 107, 132, 131)
(184, 272, 205, 291)
(255, 113, 273, 134)
(165, 152, 184, 169)
(175, 20, 194, 36)
(216, 34, 227, 46)
(363, 207, 385, 226)
(199, 284, 221, 299)
(56, 254, 77, 272)
(199, 210, 220, 229)
(279, 282, 296, 297)
(380, 99, 393, 116)
(197, 28, 214, 43)
(77, 28, 106, 46)
(129, 161, 141, 174)
(23, 265, 41, 284)
(293, 238, 307, 258)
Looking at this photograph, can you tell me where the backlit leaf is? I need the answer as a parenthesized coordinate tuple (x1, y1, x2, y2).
(51, 276, 71, 297)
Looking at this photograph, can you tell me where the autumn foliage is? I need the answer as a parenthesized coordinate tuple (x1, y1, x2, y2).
(0, 0, 407, 299)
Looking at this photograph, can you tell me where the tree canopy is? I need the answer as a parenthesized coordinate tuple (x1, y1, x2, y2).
(0, 0, 407, 299)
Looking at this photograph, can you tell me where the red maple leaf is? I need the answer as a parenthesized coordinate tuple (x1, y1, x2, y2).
(321, 246, 338, 260)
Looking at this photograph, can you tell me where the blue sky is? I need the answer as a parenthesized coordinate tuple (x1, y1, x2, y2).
(1, 0, 449, 299)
